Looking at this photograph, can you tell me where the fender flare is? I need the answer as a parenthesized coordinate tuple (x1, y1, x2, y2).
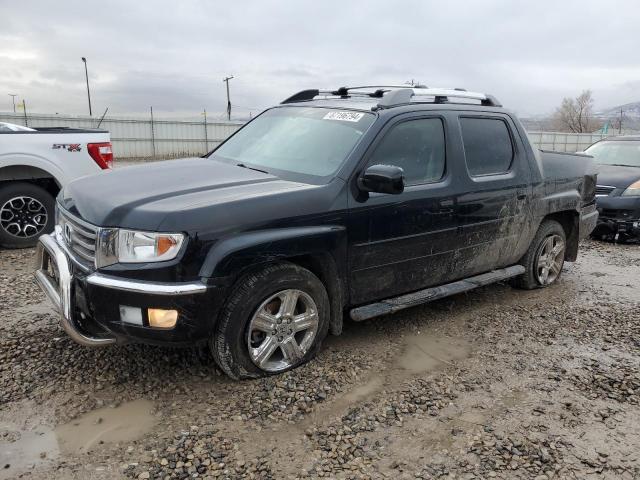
(0, 153, 67, 187)
(538, 189, 582, 216)
(200, 226, 348, 335)
(199, 225, 347, 279)
(535, 189, 582, 262)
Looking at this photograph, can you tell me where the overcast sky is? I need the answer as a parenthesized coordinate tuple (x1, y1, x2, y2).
(2, 0, 639, 119)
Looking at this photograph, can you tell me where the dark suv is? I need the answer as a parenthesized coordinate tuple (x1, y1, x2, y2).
(35, 86, 598, 379)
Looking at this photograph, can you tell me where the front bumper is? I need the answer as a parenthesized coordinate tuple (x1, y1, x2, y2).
(594, 196, 640, 238)
(34, 233, 218, 346)
(594, 215, 640, 238)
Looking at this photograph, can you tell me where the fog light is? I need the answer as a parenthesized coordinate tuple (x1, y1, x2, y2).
(120, 305, 143, 325)
(148, 308, 178, 329)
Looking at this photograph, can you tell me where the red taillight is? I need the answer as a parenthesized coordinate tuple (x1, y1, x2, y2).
(87, 142, 114, 169)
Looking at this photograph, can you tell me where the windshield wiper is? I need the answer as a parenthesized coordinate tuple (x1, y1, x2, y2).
(236, 163, 269, 174)
(608, 164, 639, 168)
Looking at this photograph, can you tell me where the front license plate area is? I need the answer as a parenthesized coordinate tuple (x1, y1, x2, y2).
(42, 248, 61, 292)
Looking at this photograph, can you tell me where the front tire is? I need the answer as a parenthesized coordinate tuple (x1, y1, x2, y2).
(513, 220, 566, 290)
(211, 262, 330, 380)
(0, 182, 55, 248)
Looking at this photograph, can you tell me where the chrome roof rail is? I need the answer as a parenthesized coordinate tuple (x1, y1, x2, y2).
(377, 88, 502, 108)
(281, 86, 502, 108)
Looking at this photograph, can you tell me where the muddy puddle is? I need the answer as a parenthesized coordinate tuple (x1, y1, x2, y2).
(397, 332, 471, 375)
(310, 332, 471, 425)
(55, 399, 157, 454)
(0, 425, 58, 480)
(0, 399, 156, 479)
(576, 250, 640, 302)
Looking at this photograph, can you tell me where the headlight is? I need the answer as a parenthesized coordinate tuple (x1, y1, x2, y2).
(118, 230, 184, 263)
(622, 180, 640, 197)
(96, 229, 185, 267)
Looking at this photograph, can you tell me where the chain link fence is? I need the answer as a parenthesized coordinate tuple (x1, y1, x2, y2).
(0, 112, 243, 160)
(526, 131, 620, 153)
(1, 112, 630, 159)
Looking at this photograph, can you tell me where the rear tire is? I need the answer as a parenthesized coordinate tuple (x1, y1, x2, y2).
(0, 182, 55, 249)
(512, 220, 566, 290)
(210, 262, 330, 380)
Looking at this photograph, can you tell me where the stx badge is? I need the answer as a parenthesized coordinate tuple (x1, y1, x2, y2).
(52, 144, 82, 152)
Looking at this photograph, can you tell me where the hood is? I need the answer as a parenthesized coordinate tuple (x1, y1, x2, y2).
(60, 158, 319, 231)
(595, 164, 640, 189)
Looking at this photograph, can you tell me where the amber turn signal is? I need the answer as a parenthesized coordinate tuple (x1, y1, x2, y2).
(156, 235, 179, 256)
(148, 308, 178, 328)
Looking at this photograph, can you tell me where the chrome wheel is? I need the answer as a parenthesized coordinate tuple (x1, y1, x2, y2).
(535, 234, 565, 285)
(0, 196, 48, 238)
(247, 289, 319, 372)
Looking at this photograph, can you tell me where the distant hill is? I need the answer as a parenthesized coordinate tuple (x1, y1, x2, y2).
(597, 101, 640, 119)
(518, 101, 640, 133)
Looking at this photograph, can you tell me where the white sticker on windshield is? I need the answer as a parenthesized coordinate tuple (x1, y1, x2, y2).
(323, 111, 365, 122)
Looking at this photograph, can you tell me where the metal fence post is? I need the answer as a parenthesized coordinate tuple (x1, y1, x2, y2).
(203, 109, 208, 154)
(150, 106, 156, 160)
(22, 100, 28, 127)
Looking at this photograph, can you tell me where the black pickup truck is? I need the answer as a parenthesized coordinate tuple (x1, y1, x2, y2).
(34, 86, 598, 379)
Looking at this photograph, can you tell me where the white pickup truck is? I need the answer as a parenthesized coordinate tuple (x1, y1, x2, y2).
(0, 122, 113, 247)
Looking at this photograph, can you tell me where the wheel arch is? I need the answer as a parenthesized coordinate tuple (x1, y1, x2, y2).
(200, 226, 348, 336)
(280, 252, 345, 336)
(542, 210, 579, 261)
(0, 164, 63, 199)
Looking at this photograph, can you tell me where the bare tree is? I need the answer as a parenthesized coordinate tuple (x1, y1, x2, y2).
(553, 90, 602, 133)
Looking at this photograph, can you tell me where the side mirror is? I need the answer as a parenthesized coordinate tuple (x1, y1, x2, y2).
(358, 164, 404, 195)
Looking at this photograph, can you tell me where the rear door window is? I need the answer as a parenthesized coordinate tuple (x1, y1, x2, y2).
(460, 117, 514, 176)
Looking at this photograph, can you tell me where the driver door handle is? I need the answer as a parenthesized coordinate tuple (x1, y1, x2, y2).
(438, 199, 454, 214)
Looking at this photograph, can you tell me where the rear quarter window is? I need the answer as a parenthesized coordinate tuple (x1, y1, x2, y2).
(460, 117, 514, 176)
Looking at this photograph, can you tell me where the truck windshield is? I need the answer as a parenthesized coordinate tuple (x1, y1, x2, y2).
(585, 141, 640, 167)
(211, 107, 375, 179)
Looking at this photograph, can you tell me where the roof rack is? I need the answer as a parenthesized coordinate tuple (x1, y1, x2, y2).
(281, 87, 389, 104)
(280, 86, 502, 109)
(376, 88, 502, 108)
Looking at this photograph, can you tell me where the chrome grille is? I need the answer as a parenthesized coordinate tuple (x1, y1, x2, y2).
(595, 185, 616, 197)
(57, 207, 98, 267)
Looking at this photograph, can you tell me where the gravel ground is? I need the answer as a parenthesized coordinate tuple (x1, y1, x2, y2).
(0, 239, 639, 479)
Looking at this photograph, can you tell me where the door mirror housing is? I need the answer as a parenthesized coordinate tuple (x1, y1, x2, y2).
(358, 164, 405, 195)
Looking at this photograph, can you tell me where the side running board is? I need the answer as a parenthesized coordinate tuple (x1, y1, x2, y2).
(350, 265, 525, 322)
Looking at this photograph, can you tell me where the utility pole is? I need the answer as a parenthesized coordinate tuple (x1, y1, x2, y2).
(223, 76, 234, 121)
(81, 57, 92, 116)
(619, 108, 623, 135)
(8, 94, 17, 113)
